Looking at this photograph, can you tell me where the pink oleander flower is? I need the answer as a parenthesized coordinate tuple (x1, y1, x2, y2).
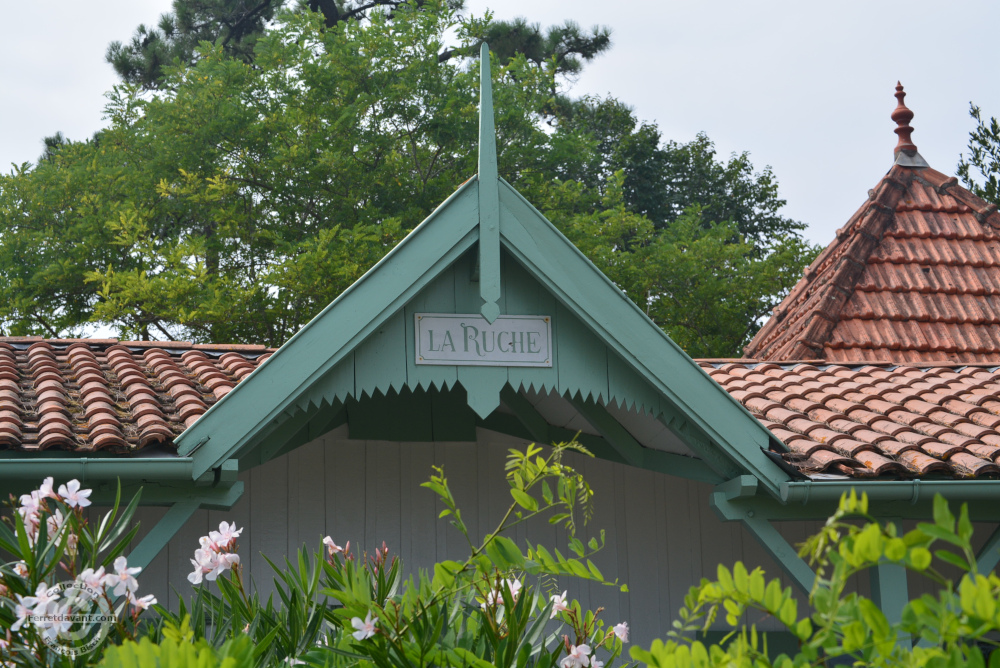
(42, 600, 73, 641)
(13, 561, 28, 578)
(128, 593, 158, 610)
(188, 548, 215, 585)
(18, 490, 41, 520)
(25, 582, 60, 614)
(11, 596, 32, 632)
(351, 611, 378, 641)
(209, 521, 242, 550)
(77, 567, 107, 593)
(38, 477, 56, 500)
(106, 557, 141, 596)
(45, 509, 66, 541)
(613, 621, 629, 643)
(561, 644, 591, 668)
(58, 479, 92, 508)
(550, 591, 570, 618)
(591, 659, 604, 668)
(209, 553, 240, 581)
(323, 536, 345, 557)
(482, 578, 522, 609)
(199, 535, 220, 552)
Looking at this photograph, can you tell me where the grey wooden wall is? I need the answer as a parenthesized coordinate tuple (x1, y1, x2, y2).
(124, 428, 873, 648)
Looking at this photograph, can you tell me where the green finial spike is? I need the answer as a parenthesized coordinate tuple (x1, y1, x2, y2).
(478, 43, 501, 324)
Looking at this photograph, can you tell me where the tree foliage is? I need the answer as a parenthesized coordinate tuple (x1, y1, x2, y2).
(105, 0, 611, 91)
(959, 103, 1000, 206)
(1, 1, 815, 355)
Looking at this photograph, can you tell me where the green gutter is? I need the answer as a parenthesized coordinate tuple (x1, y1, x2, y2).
(0, 458, 195, 482)
(781, 480, 1000, 505)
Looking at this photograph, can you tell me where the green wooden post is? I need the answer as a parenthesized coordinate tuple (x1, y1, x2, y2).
(869, 561, 908, 624)
(477, 43, 501, 323)
(128, 501, 201, 570)
(976, 524, 1000, 574)
(710, 491, 815, 593)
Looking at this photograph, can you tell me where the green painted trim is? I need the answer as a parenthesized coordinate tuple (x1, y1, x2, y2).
(42, 480, 245, 515)
(129, 501, 201, 570)
(266, 404, 347, 463)
(716, 475, 758, 500)
(870, 560, 909, 637)
(976, 524, 1000, 574)
(714, 486, 1000, 522)
(0, 458, 194, 481)
(177, 181, 482, 478)
(477, 44, 501, 324)
(711, 491, 815, 593)
(495, 179, 785, 492)
(481, 395, 724, 484)
(499, 385, 550, 443)
(781, 480, 1000, 505)
(569, 397, 644, 467)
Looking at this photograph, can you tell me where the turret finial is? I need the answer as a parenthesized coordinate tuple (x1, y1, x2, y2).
(892, 82, 917, 156)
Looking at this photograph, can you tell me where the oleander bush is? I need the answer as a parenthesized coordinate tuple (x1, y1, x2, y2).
(8, 451, 1000, 668)
(0, 479, 155, 666)
(154, 441, 631, 668)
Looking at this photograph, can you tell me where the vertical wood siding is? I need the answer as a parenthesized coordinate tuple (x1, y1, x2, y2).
(131, 431, 812, 647)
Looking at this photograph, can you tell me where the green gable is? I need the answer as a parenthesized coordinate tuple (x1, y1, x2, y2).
(176, 45, 789, 497)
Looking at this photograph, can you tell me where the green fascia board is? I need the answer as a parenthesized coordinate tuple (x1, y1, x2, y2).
(0, 457, 195, 481)
(495, 179, 788, 495)
(176, 180, 482, 478)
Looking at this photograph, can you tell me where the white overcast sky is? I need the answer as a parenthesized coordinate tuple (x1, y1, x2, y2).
(2, 1, 998, 245)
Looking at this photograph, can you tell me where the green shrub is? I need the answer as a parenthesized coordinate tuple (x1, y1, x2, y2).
(632, 492, 1000, 667)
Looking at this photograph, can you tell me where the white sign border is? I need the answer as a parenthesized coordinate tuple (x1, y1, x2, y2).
(414, 313, 552, 367)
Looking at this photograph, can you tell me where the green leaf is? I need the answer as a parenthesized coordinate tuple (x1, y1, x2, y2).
(908, 547, 932, 571)
(935, 549, 971, 572)
(885, 537, 907, 561)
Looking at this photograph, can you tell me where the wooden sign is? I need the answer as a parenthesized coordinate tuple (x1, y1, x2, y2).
(415, 314, 551, 367)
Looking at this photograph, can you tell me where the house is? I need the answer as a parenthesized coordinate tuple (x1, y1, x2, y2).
(3, 59, 1000, 648)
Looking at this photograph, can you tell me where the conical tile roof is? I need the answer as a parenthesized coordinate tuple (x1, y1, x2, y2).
(745, 90, 1000, 364)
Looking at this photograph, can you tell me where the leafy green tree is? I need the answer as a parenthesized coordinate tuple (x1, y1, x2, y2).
(536, 174, 817, 357)
(0, 1, 813, 356)
(106, 0, 611, 91)
(959, 104, 1000, 205)
(554, 97, 805, 249)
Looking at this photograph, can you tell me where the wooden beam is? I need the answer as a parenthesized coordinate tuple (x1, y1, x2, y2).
(977, 524, 1000, 574)
(128, 501, 201, 570)
(711, 491, 815, 594)
(870, 561, 909, 625)
(499, 385, 549, 443)
(570, 397, 644, 467)
(480, 398, 722, 484)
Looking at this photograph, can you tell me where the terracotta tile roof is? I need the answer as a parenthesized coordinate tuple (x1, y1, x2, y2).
(743, 164, 1000, 364)
(702, 360, 1000, 479)
(0, 338, 273, 454)
(745, 84, 1000, 365)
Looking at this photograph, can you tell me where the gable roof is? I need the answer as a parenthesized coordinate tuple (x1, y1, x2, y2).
(744, 88, 1000, 364)
(174, 45, 789, 495)
(0, 338, 269, 454)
